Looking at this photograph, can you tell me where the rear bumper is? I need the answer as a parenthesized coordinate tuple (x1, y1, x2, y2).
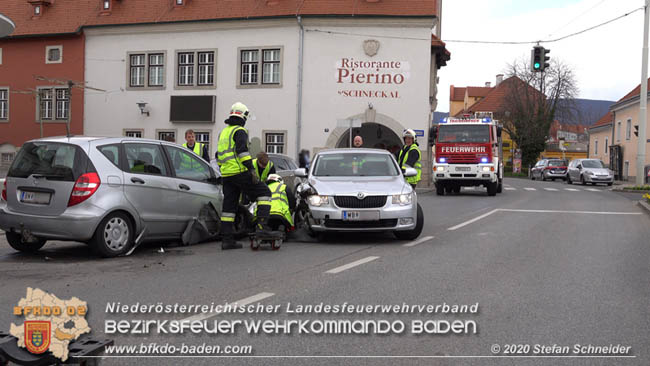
(0, 202, 101, 241)
(543, 171, 567, 178)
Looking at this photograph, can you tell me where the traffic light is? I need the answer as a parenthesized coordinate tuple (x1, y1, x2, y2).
(634, 125, 639, 137)
(531, 46, 551, 72)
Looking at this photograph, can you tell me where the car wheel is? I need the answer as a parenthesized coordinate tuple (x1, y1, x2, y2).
(496, 179, 503, 193)
(567, 175, 572, 184)
(607, 182, 613, 186)
(581, 175, 586, 185)
(551, 178, 556, 181)
(487, 181, 498, 196)
(394, 203, 423, 240)
(90, 212, 133, 257)
(234, 205, 254, 239)
(453, 186, 461, 194)
(5, 232, 46, 253)
(542, 172, 547, 181)
(531, 172, 535, 180)
(435, 183, 445, 196)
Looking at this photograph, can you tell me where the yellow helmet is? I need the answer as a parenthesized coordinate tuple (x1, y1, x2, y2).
(229, 102, 250, 122)
(266, 174, 283, 183)
(403, 129, 417, 140)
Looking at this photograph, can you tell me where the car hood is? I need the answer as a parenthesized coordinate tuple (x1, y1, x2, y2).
(308, 176, 411, 195)
(585, 168, 611, 175)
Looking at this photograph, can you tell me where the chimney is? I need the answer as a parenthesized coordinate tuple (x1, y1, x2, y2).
(485, 82, 491, 87)
(496, 74, 504, 86)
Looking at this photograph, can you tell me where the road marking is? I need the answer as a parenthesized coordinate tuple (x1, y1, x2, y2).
(464, 187, 475, 190)
(564, 188, 579, 191)
(447, 208, 642, 231)
(585, 188, 600, 192)
(524, 188, 537, 191)
(447, 209, 499, 231)
(544, 187, 559, 191)
(403, 235, 434, 247)
(505, 187, 516, 191)
(182, 292, 275, 322)
(498, 209, 642, 215)
(325, 256, 380, 274)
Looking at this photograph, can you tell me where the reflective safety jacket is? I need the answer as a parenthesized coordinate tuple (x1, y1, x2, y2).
(398, 143, 422, 185)
(253, 159, 274, 182)
(217, 125, 251, 177)
(256, 181, 293, 226)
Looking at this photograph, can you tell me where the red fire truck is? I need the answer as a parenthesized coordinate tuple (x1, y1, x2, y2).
(431, 115, 504, 196)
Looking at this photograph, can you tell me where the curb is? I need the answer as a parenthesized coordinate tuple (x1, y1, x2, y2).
(612, 188, 650, 193)
(638, 200, 650, 216)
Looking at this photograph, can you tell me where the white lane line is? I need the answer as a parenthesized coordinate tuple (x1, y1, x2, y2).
(403, 235, 434, 247)
(544, 187, 559, 191)
(182, 292, 275, 322)
(498, 209, 642, 215)
(585, 188, 600, 192)
(564, 188, 579, 191)
(447, 209, 499, 231)
(325, 256, 380, 274)
(524, 188, 537, 191)
(505, 187, 516, 191)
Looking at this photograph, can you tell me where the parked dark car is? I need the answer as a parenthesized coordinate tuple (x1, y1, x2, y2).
(530, 159, 568, 181)
(268, 153, 304, 190)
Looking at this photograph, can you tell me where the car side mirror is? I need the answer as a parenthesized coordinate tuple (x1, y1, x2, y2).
(294, 168, 308, 178)
(577, 165, 582, 170)
(404, 168, 417, 177)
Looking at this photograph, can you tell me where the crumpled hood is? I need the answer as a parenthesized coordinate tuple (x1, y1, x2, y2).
(308, 176, 411, 196)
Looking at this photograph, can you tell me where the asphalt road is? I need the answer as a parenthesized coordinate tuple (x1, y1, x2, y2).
(0, 177, 648, 365)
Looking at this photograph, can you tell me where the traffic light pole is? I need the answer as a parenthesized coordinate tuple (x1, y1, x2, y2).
(637, 0, 649, 186)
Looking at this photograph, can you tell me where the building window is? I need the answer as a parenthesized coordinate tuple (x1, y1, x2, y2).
(128, 52, 166, 89)
(158, 130, 176, 142)
(0, 89, 8, 121)
(34, 5, 41, 15)
(265, 132, 285, 154)
(262, 49, 281, 84)
(617, 122, 621, 141)
(55, 89, 69, 120)
(0, 48, 3, 65)
(198, 52, 215, 86)
(1, 153, 15, 163)
(594, 140, 598, 155)
(178, 52, 195, 86)
(45, 45, 63, 64)
(194, 131, 211, 155)
(240, 50, 258, 85)
(605, 137, 608, 154)
(624, 160, 629, 179)
(125, 130, 143, 138)
(103, 0, 111, 10)
(626, 119, 631, 140)
(175, 50, 216, 89)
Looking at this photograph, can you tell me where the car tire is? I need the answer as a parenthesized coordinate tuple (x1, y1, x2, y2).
(487, 181, 498, 196)
(90, 212, 134, 258)
(581, 175, 586, 185)
(542, 173, 547, 181)
(5, 232, 46, 253)
(551, 178, 556, 181)
(496, 179, 503, 193)
(394, 204, 423, 240)
(531, 172, 535, 180)
(607, 182, 613, 186)
(436, 183, 445, 196)
(567, 175, 572, 184)
(453, 186, 461, 194)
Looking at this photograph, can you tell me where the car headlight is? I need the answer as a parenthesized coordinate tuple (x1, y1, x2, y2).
(435, 166, 445, 172)
(481, 166, 491, 172)
(308, 195, 329, 206)
(392, 193, 412, 205)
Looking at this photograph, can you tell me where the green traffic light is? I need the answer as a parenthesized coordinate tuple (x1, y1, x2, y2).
(534, 62, 540, 69)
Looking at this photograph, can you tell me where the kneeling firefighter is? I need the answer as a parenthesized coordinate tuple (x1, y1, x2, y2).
(217, 102, 276, 250)
(255, 174, 296, 233)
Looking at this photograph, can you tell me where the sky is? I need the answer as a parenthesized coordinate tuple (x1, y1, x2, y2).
(437, 0, 647, 113)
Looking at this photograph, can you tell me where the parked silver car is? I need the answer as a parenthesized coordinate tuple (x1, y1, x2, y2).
(566, 159, 613, 186)
(296, 149, 423, 240)
(0, 137, 223, 257)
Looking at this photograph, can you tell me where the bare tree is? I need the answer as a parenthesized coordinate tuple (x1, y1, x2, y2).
(496, 58, 578, 168)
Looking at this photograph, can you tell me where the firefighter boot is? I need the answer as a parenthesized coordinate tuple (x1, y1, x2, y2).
(256, 216, 281, 238)
(220, 222, 242, 250)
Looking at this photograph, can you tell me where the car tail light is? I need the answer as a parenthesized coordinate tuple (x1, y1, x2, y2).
(1, 180, 6, 201)
(68, 173, 101, 207)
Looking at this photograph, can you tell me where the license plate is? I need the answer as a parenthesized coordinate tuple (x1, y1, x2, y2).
(20, 191, 51, 205)
(342, 211, 380, 221)
(455, 167, 471, 172)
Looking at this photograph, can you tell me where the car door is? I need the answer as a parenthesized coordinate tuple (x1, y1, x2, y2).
(163, 144, 223, 223)
(121, 142, 182, 235)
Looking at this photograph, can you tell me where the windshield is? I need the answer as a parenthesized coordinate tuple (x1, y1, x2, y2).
(438, 125, 490, 143)
(7, 142, 87, 181)
(582, 160, 604, 169)
(548, 160, 566, 166)
(312, 153, 399, 177)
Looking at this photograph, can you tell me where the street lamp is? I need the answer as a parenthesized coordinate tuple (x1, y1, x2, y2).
(136, 102, 150, 116)
(0, 13, 16, 38)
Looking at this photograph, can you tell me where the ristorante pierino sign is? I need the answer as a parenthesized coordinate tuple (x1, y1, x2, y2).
(336, 57, 410, 99)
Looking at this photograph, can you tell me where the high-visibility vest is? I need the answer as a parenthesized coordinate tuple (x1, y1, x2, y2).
(253, 159, 274, 182)
(216, 125, 251, 177)
(181, 142, 204, 169)
(398, 144, 422, 185)
(256, 182, 293, 226)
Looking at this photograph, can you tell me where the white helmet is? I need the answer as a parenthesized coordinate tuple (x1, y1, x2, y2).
(403, 129, 417, 140)
(267, 174, 283, 183)
(229, 102, 250, 122)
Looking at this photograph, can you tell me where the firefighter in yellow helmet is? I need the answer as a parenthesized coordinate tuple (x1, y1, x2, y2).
(216, 102, 277, 250)
(255, 174, 296, 234)
(397, 129, 422, 189)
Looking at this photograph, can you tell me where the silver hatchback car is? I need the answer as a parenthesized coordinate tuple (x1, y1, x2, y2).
(0, 137, 223, 257)
(296, 149, 423, 240)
